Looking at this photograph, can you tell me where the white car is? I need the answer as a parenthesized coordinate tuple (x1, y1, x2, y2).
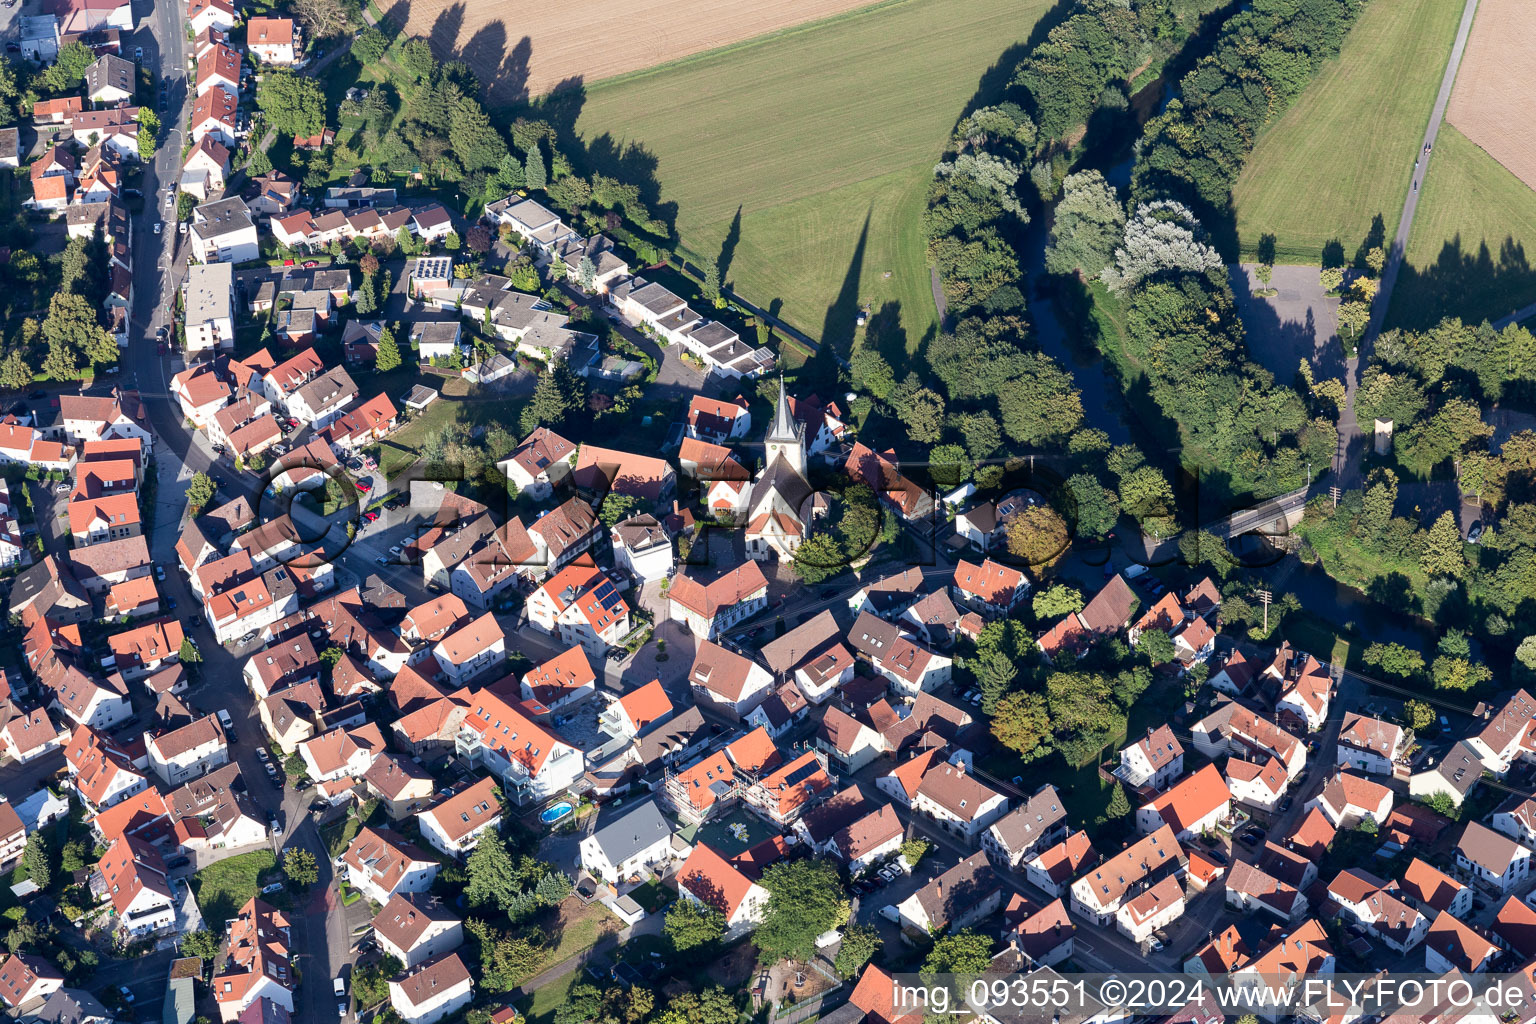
(153, 222, 162, 234)
(179, 222, 188, 235)
(165, 193, 173, 206)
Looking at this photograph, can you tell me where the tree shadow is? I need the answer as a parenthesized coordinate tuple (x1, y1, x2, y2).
(379, 0, 410, 38)
(1353, 213, 1386, 269)
(427, 2, 464, 59)
(1389, 234, 1536, 331)
(717, 206, 742, 287)
(819, 208, 869, 362)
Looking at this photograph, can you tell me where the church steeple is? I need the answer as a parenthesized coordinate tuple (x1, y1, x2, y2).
(763, 376, 806, 477)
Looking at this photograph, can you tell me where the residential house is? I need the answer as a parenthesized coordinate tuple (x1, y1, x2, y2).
(374, 893, 462, 970)
(343, 827, 439, 905)
(191, 87, 238, 147)
(1115, 725, 1185, 793)
(98, 836, 175, 936)
(911, 761, 1007, 843)
(525, 563, 630, 658)
(363, 754, 435, 821)
(668, 562, 769, 639)
(1457, 820, 1533, 894)
(1134, 764, 1231, 841)
(184, 262, 236, 352)
(688, 640, 774, 717)
(1069, 824, 1183, 927)
(677, 843, 768, 934)
(981, 785, 1068, 869)
(950, 558, 1029, 618)
(0, 953, 65, 1011)
(611, 514, 673, 584)
(145, 714, 228, 785)
(418, 777, 502, 858)
(246, 16, 297, 63)
(896, 851, 1002, 934)
(1307, 771, 1394, 829)
(1025, 830, 1097, 898)
(213, 899, 293, 1021)
(578, 799, 674, 884)
(455, 691, 584, 806)
(1337, 713, 1406, 776)
(387, 953, 473, 1024)
(432, 612, 505, 686)
(188, 197, 257, 264)
(495, 427, 576, 501)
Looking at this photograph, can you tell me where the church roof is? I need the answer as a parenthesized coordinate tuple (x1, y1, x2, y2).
(767, 377, 804, 444)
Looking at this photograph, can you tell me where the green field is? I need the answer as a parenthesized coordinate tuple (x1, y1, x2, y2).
(1231, 0, 1462, 263)
(1387, 124, 1536, 329)
(191, 850, 277, 925)
(572, 0, 1053, 354)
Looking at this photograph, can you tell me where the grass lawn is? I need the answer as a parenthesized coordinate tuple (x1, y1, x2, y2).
(1281, 609, 1357, 670)
(626, 878, 672, 914)
(520, 899, 620, 986)
(675, 808, 775, 857)
(572, 0, 1052, 353)
(1231, 0, 1463, 263)
(1387, 123, 1536, 329)
(523, 972, 580, 1024)
(377, 393, 463, 480)
(191, 850, 277, 925)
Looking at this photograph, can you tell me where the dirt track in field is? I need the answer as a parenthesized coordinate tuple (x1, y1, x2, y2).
(1446, 0, 1536, 191)
(387, 0, 891, 101)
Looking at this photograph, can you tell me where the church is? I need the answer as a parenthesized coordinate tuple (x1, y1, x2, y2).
(744, 380, 827, 561)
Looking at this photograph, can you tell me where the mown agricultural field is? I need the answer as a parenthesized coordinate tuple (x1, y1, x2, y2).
(1230, 0, 1462, 264)
(1388, 124, 1536, 329)
(572, 0, 1052, 355)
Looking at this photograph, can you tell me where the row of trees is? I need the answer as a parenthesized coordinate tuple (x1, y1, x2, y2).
(1130, 0, 1369, 222)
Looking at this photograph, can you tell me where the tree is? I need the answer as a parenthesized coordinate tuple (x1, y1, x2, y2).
(354, 26, 388, 63)
(1047, 671, 1125, 766)
(137, 108, 160, 162)
(179, 638, 200, 664)
(534, 871, 572, 906)
(467, 918, 547, 992)
(0, 349, 31, 391)
(849, 347, 895, 400)
(465, 837, 521, 910)
(1338, 300, 1370, 338)
(1364, 642, 1424, 681)
(834, 923, 882, 979)
(1421, 510, 1467, 579)
(1101, 200, 1223, 292)
(1517, 636, 1536, 678)
(400, 37, 437, 81)
(598, 493, 640, 527)
(1404, 699, 1435, 732)
(525, 146, 547, 190)
(975, 651, 1017, 715)
(755, 859, 848, 962)
(43, 292, 115, 368)
(1065, 473, 1119, 538)
(40, 41, 92, 93)
(791, 534, 844, 585)
(284, 750, 308, 778)
(187, 471, 216, 511)
(1119, 466, 1177, 537)
(19, 832, 49, 890)
(893, 380, 944, 444)
(651, 988, 737, 1024)
(283, 848, 318, 888)
(467, 225, 492, 254)
(59, 837, 88, 873)
(923, 930, 993, 973)
(1104, 781, 1131, 821)
(1045, 169, 1125, 278)
(900, 838, 931, 867)
(1138, 629, 1176, 665)
(990, 690, 1049, 760)
(664, 898, 723, 953)
(1179, 530, 1237, 579)
(1366, 246, 1387, 275)
(181, 930, 222, 963)
(375, 326, 401, 372)
(291, 0, 352, 37)
(1005, 505, 1069, 567)
(1033, 583, 1083, 619)
(257, 71, 326, 138)
(927, 444, 973, 489)
(42, 336, 77, 382)
(702, 260, 721, 303)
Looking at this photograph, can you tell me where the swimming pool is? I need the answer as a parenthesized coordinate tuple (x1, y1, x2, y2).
(540, 802, 574, 825)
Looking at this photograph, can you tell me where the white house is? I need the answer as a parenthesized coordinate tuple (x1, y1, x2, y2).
(145, 715, 228, 786)
(1115, 725, 1185, 793)
(1306, 771, 1393, 830)
(432, 612, 505, 686)
(688, 640, 774, 716)
(188, 197, 258, 265)
(1466, 689, 1535, 777)
(1457, 821, 1534, 894)
(1, 710, 64, 764)
(495, 427, 576, 501)
(668, 563, 769, 640)
(980, 785, 1068, 869)
(911, 761, 1007, 842)
(99, 836, 176, 937)
(374, 893, 463, 970)
(1134, 764, 1231, 842)
(677, 843, 767, 934)
(343, 827, 440, 906)
(896, 851, 1002, 934)
(1070, 825, 1182, 926)
(456, 691, 585, 807)
(388, 953, 473, 1024)
(418, 777, 502, 859)
(1336, 713, 1406, 776)
(183, 263, 235, 353)
(611, 515, 673, 584)
(519, 646, 596, 713)
(1225, 756, 1288, 813)
(578, 799, 674, 884)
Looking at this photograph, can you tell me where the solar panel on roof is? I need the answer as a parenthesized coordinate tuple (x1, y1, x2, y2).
(783, 761, 820, 787)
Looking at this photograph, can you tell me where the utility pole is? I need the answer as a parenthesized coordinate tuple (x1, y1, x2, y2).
(1257, 588, 1273, 633)
(1330, 486, 1341, 509)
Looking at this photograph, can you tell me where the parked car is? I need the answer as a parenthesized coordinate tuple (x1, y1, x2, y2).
(166, 855, 190, 870)
(155, 566, 166, 580)
(261, 881, 284, 894)
(354, 479, 370, 493)
(153, 222, 162, 234)
(363, 511, 379, 522)
(118, 986, 135, 1004)
(270, 817, 283, 836)
(166, 596, 177, 610)
(217, 710, 234, 731)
